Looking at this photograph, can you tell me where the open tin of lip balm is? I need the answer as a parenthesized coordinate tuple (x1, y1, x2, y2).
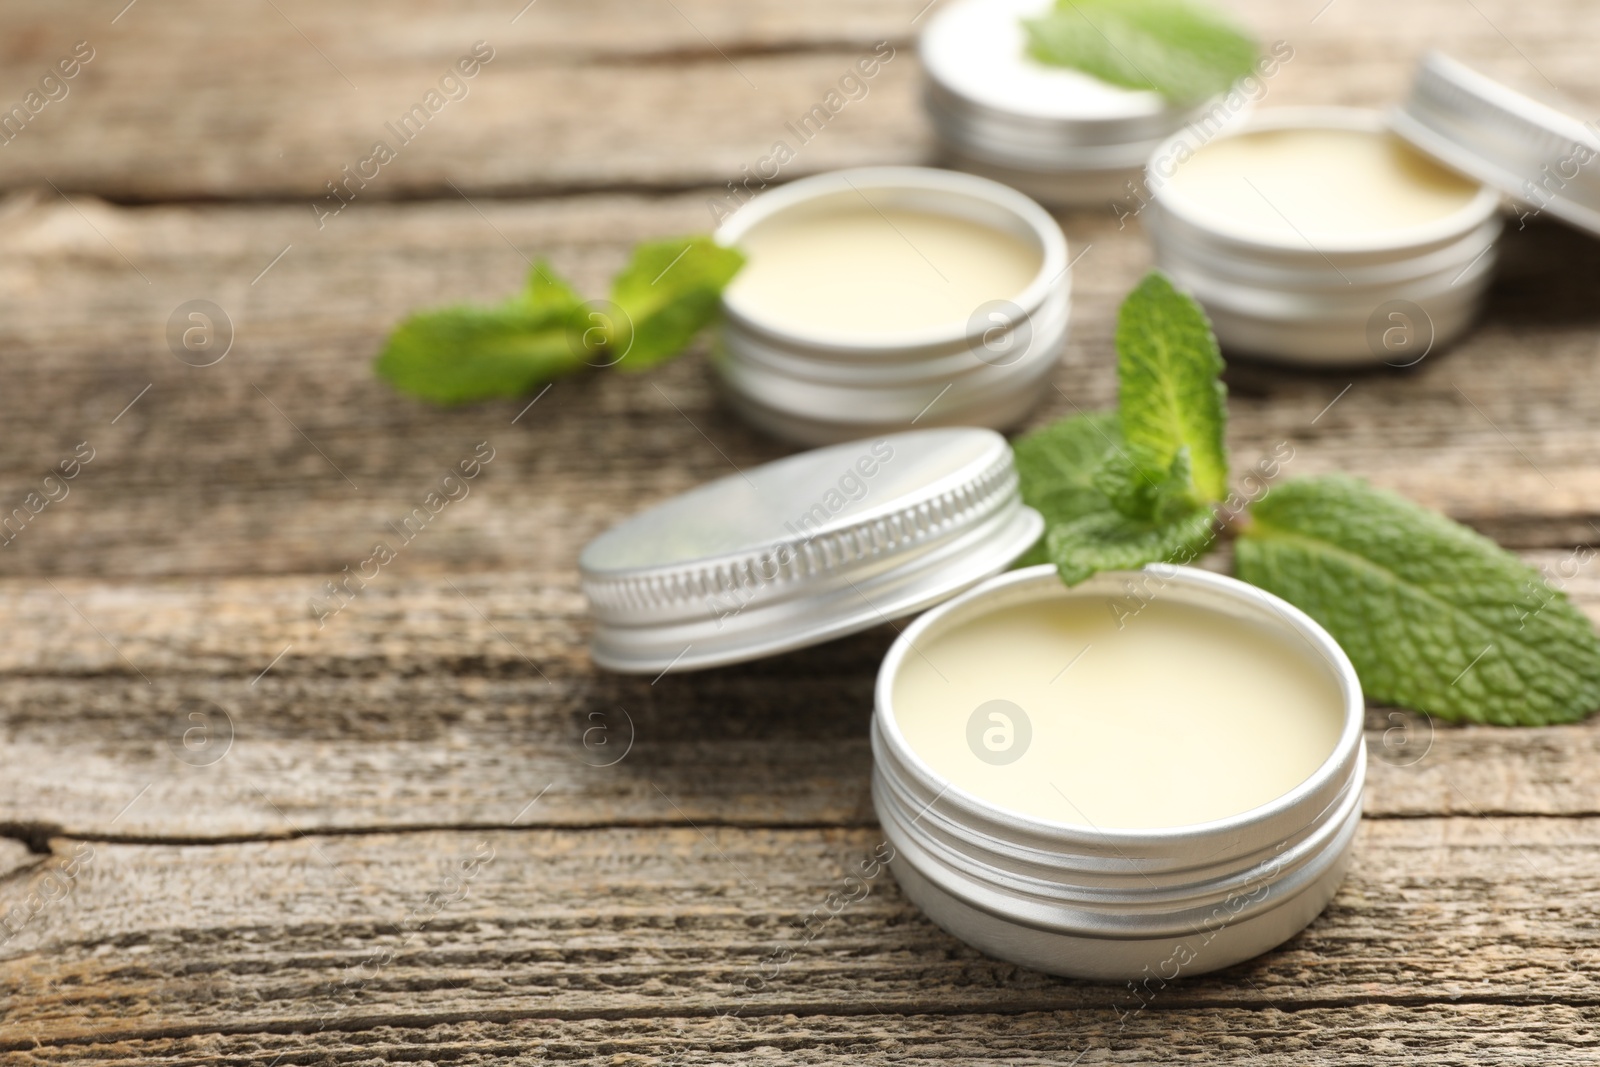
(1143, 106, 1502, 367)
(919, 0, 1238, 207)
(579, 431, 1365, 980)
(873, 564, 1365, 980)
(712, 167, 1070, 446)
(1392, 51, 1600, 239)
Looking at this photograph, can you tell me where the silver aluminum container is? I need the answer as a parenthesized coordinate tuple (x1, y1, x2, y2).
(712, 167, 1071, 447)
(920, 0, 1231, 207)
(1393, 51, 1600, 238)
(873, 564, 1366, 980)
(579, 427, 1041, 674)
(1143, 107, 1503, 367)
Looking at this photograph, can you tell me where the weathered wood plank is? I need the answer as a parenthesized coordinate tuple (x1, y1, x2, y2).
(4, 1006, 1599, 1065)
(3, 819, 1598, 1047)
(0, 549, 1597, 837)
(0, 196, 1596, 587)
(0, 0, 1595, 199)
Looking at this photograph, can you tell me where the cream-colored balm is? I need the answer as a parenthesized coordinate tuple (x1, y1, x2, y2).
(725, 207, 1042, 338)
(893, 596, 1346, 829)
(1163, 128, 1480, 240)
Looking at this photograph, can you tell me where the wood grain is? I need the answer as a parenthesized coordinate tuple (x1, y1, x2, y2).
(0, 558, 1598, 840)
(3, 819, 1599, 1053)
(5, 1007, 1600, 1065)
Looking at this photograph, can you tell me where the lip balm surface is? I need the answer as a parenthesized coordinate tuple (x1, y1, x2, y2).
(892, 594, 1346, 829)
(724, 206, 1042, 338)
(1163, 127, 1480, 239)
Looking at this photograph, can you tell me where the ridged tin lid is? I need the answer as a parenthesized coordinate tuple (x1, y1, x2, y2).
(1393, 51, 1600, 237)
(579, 428, 1042, 674)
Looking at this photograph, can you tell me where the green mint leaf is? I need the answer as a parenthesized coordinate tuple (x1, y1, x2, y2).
(1012, 411, 1218, 582)
(375, 302, 584, 405)
(1014, 411, 1123, 526)
(1047, 502, 1216, 586)
(1013, 411, 1121, 568)
(608, 235, 745, 372)
(1116, 272, 1229, 504)
(1236, 476, 1600, 726)
(375, 261, 586, 405)
(1022, 0, 1260, 103)
(1093, 446, 1198, 524)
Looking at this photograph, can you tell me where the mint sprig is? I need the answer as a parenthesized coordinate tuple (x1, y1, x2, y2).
(1016, 274, 1226, 585)
(1014, 269, 1600, 725)
(375, 236, 745, 405)
(1022, 0, 1260, 103)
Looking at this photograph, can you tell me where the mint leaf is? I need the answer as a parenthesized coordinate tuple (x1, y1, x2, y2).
(608, 236, 745, 371)
(1116, 272, 1229, 504)
(1014, 411, 1122, 526)
(1011, 411, 1218, 582)
(1047, 503, 1216, 586)
(1093, 446, 1198, 524)
(1236, 476, 1600, 725)
(1022, 0, 1260, 103)
(375, 262, 586, 405)
(1012, 412, 1120, 568)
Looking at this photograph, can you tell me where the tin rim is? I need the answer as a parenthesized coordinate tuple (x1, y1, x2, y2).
(713, 166, 1069, 354)
(1147, 106, 1503, 256)
(873, 564, 1366, 848)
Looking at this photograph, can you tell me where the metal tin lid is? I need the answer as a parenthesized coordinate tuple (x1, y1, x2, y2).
(579, 428, 1043, 674)
(1393, 51, 1600, 237)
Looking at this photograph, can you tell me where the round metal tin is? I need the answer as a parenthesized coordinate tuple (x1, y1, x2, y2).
(579, 428, 1042, 674)
(1393, 51, 1600, 238)
(872, 564, 1366, 980)
(1144, 107, 1503, 366)
(711, 167, 1071, 446)
(920, 0, 1220, 206)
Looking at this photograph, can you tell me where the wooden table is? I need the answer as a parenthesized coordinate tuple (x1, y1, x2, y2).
(3, 1, 1600, 1061)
